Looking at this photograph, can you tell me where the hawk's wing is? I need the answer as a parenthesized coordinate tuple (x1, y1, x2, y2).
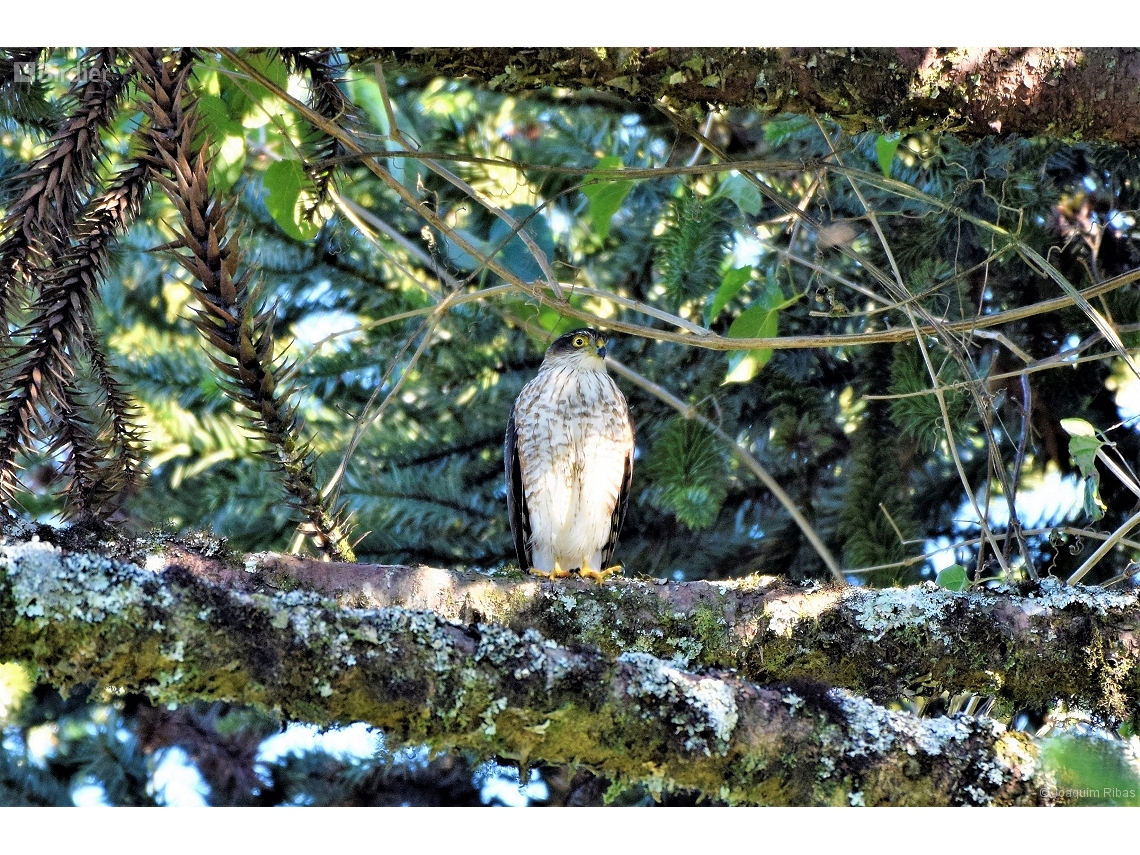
(601, 421, 635, 569)
(504, 405, 533, 572)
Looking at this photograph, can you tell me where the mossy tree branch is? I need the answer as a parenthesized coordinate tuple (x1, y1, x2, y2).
(165, 550, 1140, 722)
(379, 47, 1140, 144)
(0, 537, 1059, 805)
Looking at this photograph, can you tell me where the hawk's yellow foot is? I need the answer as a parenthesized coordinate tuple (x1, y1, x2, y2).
(529, 561, 572, 580)
(578, 563, 623, 584)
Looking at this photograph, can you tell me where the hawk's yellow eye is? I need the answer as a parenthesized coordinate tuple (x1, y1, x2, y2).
(572, 335, 588, 348)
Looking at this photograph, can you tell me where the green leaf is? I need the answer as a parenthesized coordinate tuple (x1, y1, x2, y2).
(935, 564, 969, 591)
(221, 50, 289, 125)
(197, 93, 246, 195)
(263, 160, 320, 242)
(722, 279, 801, 384)
(723, 349, 771, 385)
(196, 94, 243, 140)
(1067, 434, 1103, 477)
(875, 133, 901, 178)
(724, 304, 777, 384)
(726, 294, 777, 339)
(763, 114, 812, 146)
(1061, 418, 1102, 473)
(346, 77, 389, 134)
(1060, 417, 1099, 438)
(712, 172, 763, 216)
(210, 134, 246, 195)
(1061, 418, 1108, 520)
(705, 266, 753, 325)
(581, 156, 633, 241)
(345, 77, 420, 191)
(1082, 475, 1107, 521)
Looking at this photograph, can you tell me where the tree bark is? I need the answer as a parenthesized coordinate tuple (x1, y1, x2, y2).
(377, 48, 1140, 144)
(207, 551, 1140, 721)
(0, 538, 1063, 804)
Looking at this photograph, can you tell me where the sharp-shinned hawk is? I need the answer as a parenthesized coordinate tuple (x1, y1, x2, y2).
(505, 329, 635, 583)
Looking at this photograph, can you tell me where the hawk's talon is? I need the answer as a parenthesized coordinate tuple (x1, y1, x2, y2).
(529, 561, 572, 580)
(578, 563, 623, 584)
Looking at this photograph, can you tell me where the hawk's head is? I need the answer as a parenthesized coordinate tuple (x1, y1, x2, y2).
(542, 328, 609, 370)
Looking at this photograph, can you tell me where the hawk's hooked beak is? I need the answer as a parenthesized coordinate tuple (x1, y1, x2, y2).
(595, 339, 608, 360)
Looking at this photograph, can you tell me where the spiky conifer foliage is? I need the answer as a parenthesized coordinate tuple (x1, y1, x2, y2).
(0, 49, 127, 309)
(0, 50, 61, 135)
(839, 347, 921, 584)
(644, 416, 729, 530)
(888, 340, 972, 451)
(655, 190, 733, 310)
(0, 86, 148, 515)
(128, 47, 354, 560)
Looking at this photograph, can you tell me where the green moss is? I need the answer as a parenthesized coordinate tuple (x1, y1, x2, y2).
(688, 603, 730, 665)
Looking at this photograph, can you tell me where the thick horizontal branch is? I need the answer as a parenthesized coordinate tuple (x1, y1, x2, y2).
(0, 538, 1053, 805)
(221, 552, 1140, 720)
(380, 47, 1140, 144)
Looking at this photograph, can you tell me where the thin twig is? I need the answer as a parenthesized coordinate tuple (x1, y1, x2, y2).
(324, 316, 438, 507)
(1005, 373, 1033, 560)
(813, 120, 1017, 577)
(329, 188, 443, 299)
(221, 50, 1140, 356)
(373, 61, 564, 301)
(1067, 511, 1140, 585)
(879, 503, 908, 546)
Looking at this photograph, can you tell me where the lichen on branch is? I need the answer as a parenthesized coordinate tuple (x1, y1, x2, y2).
(238, 552, 1140, 721)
